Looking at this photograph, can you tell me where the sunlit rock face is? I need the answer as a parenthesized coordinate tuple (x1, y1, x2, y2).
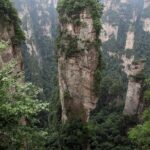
(58, 10, 99, 123)
(12, 0, 58, 98)
(0, 23, 23, 71)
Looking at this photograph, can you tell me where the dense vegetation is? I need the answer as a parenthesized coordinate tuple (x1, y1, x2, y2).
(0, 41, 7, 53)
(129, 78, 150, 149)
(0, 62, 49, 149)
(0, 0, 150, 149)
(90, 104, 136, 150)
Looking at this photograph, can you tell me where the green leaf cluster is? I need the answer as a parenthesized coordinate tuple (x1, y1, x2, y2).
(89, 103, 135, 150)
(128, 109, 150, 150)
(0, 41, 7, 53)
(0, 61, 49, 149)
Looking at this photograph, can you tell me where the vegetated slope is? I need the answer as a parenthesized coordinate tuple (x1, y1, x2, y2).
(12, 0, 58, 99)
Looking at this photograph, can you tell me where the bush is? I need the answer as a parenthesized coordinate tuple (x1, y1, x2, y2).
(0, 41, 7, 52)
(0, 61, 49, 149)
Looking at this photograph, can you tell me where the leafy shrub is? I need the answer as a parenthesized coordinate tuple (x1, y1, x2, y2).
(128, 109, 150, 150)
(0, 41, 7, 53)
(89, 103, 135, 150)
(0, 61, 48, 149)
(128, 77, 150, 150)
(59, 119, 89, 150)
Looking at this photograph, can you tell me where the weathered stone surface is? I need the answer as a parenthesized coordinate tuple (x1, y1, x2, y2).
(125, 31, 135, 49)
(123, 60, 145, 115)
(123, 80, 143, 115)
(101, 23, 118, 43)
(0, 22, 23, 71)
(58, 10, 99, 123)
(142, 18, 150, 32)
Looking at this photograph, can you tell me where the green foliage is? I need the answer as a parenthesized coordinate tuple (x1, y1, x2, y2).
(0, 0, 25, 45)
(0, 41, 7, 53)
(59, 119, 89, 150)
(89, 103, 135, 150)
(128, 78, 150, 150)
(128, 109, 150, 150)
(47, 102, 136, 150)
(93, 64, 101, 96)
(144, 90, 150, 101)
(0, 61, 49, 149)
(48, 119, 89, 150)
(47, 76, 62, 150)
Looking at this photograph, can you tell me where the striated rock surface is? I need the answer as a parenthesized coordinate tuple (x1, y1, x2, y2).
(57, 3, 102, 122)
(123, 60, 145, 115)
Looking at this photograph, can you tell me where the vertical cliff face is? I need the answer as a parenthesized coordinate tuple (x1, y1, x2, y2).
(123, 60, 145, 115)
(100, 0, 150, 113)
(57, 0, 102, 123)
(0, 0, 24, 71)
(12, 0, 58, 98)
(0, 24, 22, 71)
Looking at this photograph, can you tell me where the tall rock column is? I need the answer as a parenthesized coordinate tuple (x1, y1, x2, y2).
(123, 60, 145, 115)
(57, 0, 102, 123)
(0, 1, 24, 71)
